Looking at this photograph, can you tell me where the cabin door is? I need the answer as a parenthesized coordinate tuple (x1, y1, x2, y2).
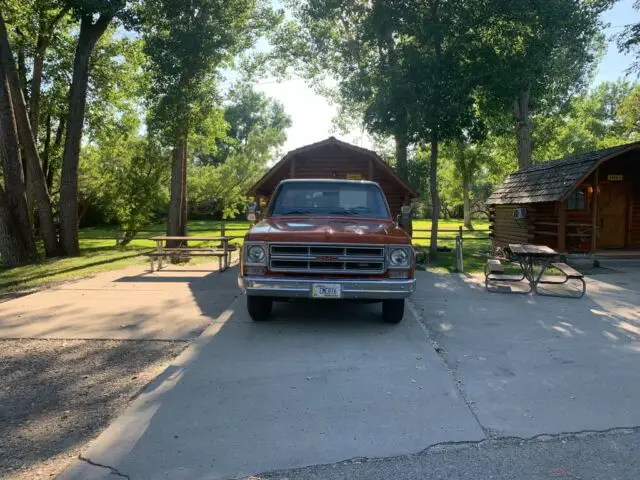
(598, 183, 627, 248)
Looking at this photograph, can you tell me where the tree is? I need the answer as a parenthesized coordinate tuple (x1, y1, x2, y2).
(0, 11, 61, 257)
(281, 0, 483, 253)
(398, 0, 482, 255)
(209, 82, 291, 164)
(446, 141, 489, 229)
(12, 1, 72, 143)
(0, 69, 37, 261)
(475, 0, 613, 169)
(59, 0, 126, 256)
(189, 129, 282, 218)
(533, 80, 640, 159)
(278, 0, 416, 180)
(618, 1, 640, 75)
(0, 184, 32, 266)
(140, 0, 280, 244)
(81, 127, 170, 245)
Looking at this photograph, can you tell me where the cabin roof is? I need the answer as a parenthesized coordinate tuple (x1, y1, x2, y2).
(247, 136, 417, 198)
(486, 141, 640, 205)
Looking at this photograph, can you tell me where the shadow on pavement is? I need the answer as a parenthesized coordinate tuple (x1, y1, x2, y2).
(62, 267, 485, 480)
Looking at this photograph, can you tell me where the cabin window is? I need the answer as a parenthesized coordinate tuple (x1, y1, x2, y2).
(566, 188, 586, 211)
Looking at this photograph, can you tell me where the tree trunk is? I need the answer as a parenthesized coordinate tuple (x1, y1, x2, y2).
(0, 186, 31, 267)
(30, 41, 46, 143)
(514, 89, 532, 170)
(429, 139, 440, 257)
(27, 35, 50, 224)
(59, 13, 115, 256)
(47, 116, 64, 192)
(0, 73, 37, 260)
(462, 173, 472, 230)
(30, 5, 70, 142)
(180, 139, 188, 236)
(0, 12, 61, 257)
(394, 135, 408, 180)
(167, 140, 186, 247)
(17, 46, 28, 102)
(42, 113, 52, 179)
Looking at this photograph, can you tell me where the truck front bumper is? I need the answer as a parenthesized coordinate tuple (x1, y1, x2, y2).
(238, 276, 416, 300)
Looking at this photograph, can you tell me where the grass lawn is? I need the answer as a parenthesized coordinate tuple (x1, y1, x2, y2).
(0, 220, 251, 295)
(412, 219, 492, 274)
(1, 218, 492, 294)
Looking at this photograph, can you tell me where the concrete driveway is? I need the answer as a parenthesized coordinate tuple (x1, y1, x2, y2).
(411, 269, 640, 438)
(62, 294, 484, 479)
(52, 266, 640, 479)
(0, 264, 240, 340)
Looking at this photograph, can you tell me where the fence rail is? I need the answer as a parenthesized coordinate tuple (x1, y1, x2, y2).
(78, 223, 492, 245)
(412, 226, 492, 242)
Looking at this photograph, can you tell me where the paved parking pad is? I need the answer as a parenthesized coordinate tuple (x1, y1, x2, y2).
(0, 265, 239, 340)
(411, 269, 640, 438)
(63, 299, 484, 480)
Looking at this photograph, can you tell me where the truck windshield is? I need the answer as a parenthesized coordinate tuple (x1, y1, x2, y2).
(270, 182, 390, 219)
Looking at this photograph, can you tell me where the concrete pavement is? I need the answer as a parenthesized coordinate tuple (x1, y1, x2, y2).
(62, 297, 485, 480)
(0, 263, 239, 340)
(411, 269, 640, 438)
(26, 264, 638, 479)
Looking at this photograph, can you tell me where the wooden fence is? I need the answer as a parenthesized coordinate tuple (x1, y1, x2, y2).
(412, 225, 492, 243)
(78, 223, 492, 245)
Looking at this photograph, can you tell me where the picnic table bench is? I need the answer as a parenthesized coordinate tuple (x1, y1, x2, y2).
(148, 236, 238, 272)
(485, 244, 585, 298)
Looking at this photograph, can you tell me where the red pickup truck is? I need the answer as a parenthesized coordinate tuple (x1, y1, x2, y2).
(238, 179, 416, 323)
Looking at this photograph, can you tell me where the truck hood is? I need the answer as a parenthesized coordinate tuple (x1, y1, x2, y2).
(245, 216, 410, 244)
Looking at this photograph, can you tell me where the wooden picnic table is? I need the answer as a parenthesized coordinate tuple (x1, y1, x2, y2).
(507, 244, 559, 288)
(486, 244, 585, 298)
(150, 235, 236, 271)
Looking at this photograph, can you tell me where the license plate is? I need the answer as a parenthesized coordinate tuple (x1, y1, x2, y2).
(312, 283, 341, 298)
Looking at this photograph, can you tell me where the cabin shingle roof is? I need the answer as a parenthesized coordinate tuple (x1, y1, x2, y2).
(486, 142, 640, 205)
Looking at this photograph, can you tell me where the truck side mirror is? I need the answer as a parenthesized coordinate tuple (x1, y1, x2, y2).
(398, 205, 413, 236)
(247, 203, 260, 223)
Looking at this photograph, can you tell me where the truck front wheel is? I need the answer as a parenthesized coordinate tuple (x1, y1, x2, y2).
(382, 299, 405, 324)
(247, 296, 273, 322)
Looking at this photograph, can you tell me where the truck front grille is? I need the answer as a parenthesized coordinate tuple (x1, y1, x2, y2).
(269, 244, 386, 274)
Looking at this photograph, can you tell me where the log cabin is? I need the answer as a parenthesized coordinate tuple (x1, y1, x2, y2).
(486, 141, 640, 254)
(247, 137, 418, 221)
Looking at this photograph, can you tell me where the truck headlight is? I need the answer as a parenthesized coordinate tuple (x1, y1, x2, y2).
(246, 244, 266, 265)
(389, 247, 410, 267)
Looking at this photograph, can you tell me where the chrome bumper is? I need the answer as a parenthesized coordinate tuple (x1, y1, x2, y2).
(238, 276, 416, 299)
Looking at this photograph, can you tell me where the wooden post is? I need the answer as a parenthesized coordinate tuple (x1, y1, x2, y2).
(368, 158, 374, 180)
(591, 168, 599, 253)
(558, 200, 567, 253)
(221, 222, 226, 237)
(459, 225, 463, 244)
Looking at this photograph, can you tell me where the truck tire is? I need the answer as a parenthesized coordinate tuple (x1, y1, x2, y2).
(382, 299, 405, 324)
(247, 295, 273, 322)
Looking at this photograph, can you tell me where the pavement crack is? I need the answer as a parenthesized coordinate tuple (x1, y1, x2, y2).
(247, 426, 640, 479)
(79, 454, 130, 479)
(407, 298, 491, 438)
(419, 425, 640, 454)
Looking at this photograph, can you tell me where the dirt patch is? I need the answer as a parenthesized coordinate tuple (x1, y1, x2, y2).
(0, 339, 187, 479)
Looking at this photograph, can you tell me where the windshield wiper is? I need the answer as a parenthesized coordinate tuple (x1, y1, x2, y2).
(281, 210, 312, 215)
(329, 210, 360, 215)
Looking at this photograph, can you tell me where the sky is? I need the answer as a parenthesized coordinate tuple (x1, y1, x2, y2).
(253, 0, 640, 154)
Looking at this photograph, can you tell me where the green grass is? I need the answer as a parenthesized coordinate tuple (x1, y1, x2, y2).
(0, 247, 151, 294)
(412, 219, 492, 274)
(1, 220, 252, 295)
(1, 218, 492, 294)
